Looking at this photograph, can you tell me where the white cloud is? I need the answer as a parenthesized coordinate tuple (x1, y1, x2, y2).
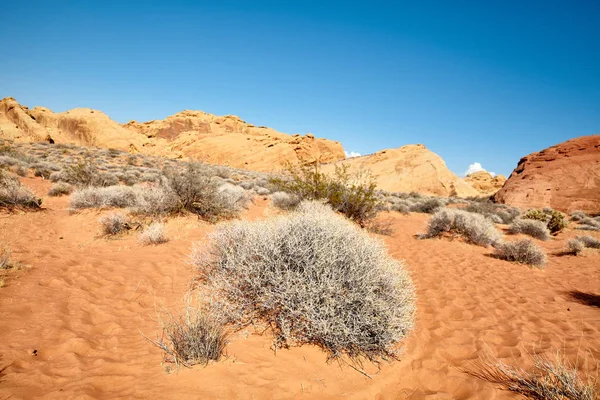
(345, 151, 361, 158)
(464, 162, 495, 177)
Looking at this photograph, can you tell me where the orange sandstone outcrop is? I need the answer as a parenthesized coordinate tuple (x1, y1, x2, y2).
(493, 135, 600, 213)
(463, 171, 506, 196)
(0, 97, 345, 171)
(321, 144, 479, 197)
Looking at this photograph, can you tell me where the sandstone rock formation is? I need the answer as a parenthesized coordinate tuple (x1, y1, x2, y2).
(493, 135, 600, 213)
(321, 144, 480, 197)
(463, 171, 506, 196)
(0, 97, 345, 171)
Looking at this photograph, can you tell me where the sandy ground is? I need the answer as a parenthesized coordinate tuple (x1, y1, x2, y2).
(1, 177, 599, 399)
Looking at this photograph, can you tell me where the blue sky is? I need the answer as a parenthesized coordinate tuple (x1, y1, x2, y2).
(1, 0, 599, 176)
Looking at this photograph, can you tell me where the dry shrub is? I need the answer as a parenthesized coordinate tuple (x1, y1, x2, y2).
(138, 222, 168, 245)
(576, 236, 600, 249)
(509, 218, 551, 241)
(146, 303, 228, 367)
(48, 182, 73, 197)
(465, 202, 521, 224)
(270, 191, 301, 210)
(0, 171, 42, 209)
(193, 201, 416, 364)
(99, 213, 130, 236)
(162, 163, 238, 222)
(423, 208, 502, 247)
(474, 350, 598, 400)
(410, 197, 444, 214)
(571, 211, 589, 222)
(567, 239, 585, 255)
(576, 218, 600, 232)
(493, 239, 547, 268)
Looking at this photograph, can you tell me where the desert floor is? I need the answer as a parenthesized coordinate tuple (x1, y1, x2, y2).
(1, 177, 599, 399)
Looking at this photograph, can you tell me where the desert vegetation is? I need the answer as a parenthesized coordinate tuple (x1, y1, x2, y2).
(190, 201, 416, 365)
(475, 350, 599, 400)
(138, 222, 168, 245)
(0, 170, 42, 209)
(523, 208, 568, 234)
(493, 239, 547, 268)
(420, 208, 503, 246)
(508, 218, 551, 240)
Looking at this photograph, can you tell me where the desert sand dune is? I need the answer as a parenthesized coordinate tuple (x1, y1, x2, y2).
(0, 177, 599, 399)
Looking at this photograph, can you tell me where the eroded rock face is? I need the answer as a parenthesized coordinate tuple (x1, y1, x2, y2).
(0, 97, 345, 171)
(493, 135, 600, 213)
(321, 144, 479, 197)
(464, 171, 506, 196)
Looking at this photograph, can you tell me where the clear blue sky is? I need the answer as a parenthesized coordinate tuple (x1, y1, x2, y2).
(1, 1, 599, 176)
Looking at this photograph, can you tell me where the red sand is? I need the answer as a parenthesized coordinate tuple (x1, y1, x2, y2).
(1, 177, 599, 399)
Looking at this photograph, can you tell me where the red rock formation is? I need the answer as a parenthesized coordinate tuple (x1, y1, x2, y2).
(493, 135, 600, 213)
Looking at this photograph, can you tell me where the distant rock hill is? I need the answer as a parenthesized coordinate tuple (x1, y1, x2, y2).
(463, 171, 506, 196)
(0, 97, 345, 171)
(321, 145, 480, 197)
(494, 135, 600, 213)
(1, 96, 507, 198)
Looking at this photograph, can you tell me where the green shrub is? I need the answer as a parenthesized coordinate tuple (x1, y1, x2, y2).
(269, 164, 381, 227)
(523, 208, 568, 234)
(193, 201, 416, 363)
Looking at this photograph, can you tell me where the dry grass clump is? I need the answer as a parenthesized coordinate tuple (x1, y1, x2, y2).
(567, 239, 585, 255)
(48, 181, 73, 197)
(422, 208, 502, 247)
(138, 222, 168, 245)
(71, 186, 141, 209)
(270, 191, 301, 210)
(99, 212, 131, 236)
(147, 304, 228, 367)
(493, 239, 547, 268)
(508, 218, 551, 241)
(193, 201, 416, 364)
(571, 211, 589, 222)
(576, 236, 600, 249)
(475, 350, 599, 400)
(0, 171, 42, 209)
(0, 245, 21, 271)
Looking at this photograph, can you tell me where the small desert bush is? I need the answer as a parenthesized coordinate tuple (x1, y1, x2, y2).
(523, 208, 568, 234)
(567, 239, 585, 255)
(63, 160, 118, 187)
(423, 208, 502, 247)
(193, 201, 416, 364)
(465, 202, 521, 224)
(410, 197, 444, 214)
(0, 171, 42, 209)
(0, 246, 20, 271)
(270, 191, 301, 210)
(508, 218, 551, 241)
(71, 186, 139, 209)
(476, 350, 598, 400)
(576, 217, 600, 231)
(269, 164, 381, 227)
(48, 182, 73, 197)
(576, 236, 600, 249)
(216, 183, 250, 212)
(493, 239, 546, 268)
(138, 222, 168, 245)
(148, 305, 228, 367)
(99, 213, 130, 236)
(162, 163, 238, 221)
(571, 210, 589, 222)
